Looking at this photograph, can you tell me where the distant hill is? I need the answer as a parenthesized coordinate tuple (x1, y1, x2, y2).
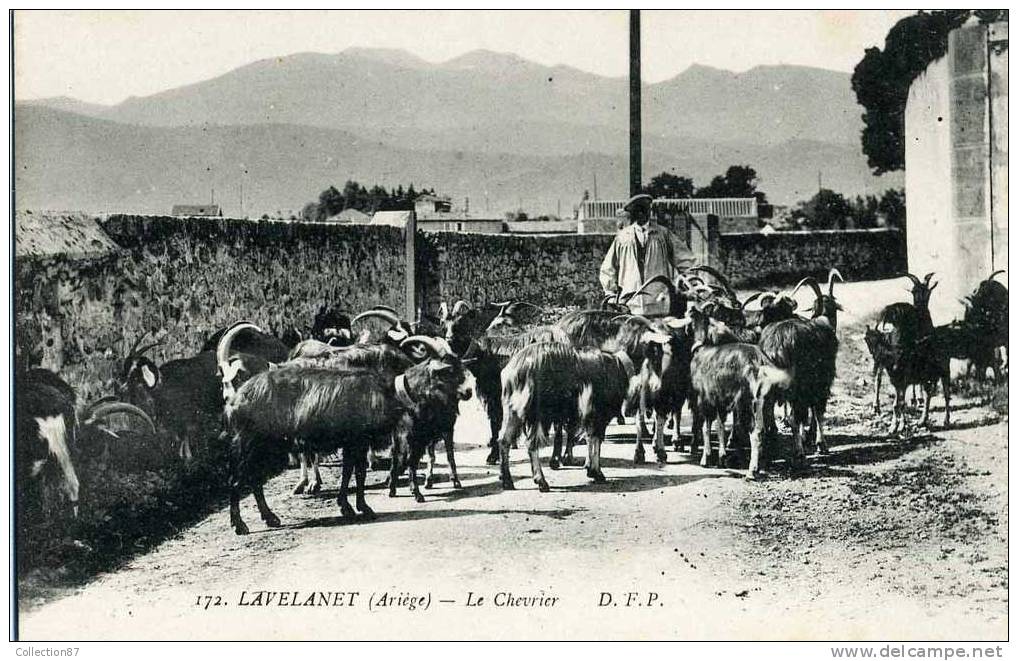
(14, 105, 901, 216)
(35, 49, 865, 149)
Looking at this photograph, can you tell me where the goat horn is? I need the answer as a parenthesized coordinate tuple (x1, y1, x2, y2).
(627, 315, 656, 330)
(988, 269, 1006, 282)
(790, 277, 823, 309)
(352, 309, 402, 327)
(689, 266, 736, 296)
(451, 300, 471, 316)
(134, 337, 166, 357)
(217, 322, 262, 373)
(367, 304, 398, 314)
(827, 268, 845, 296)
(630, 274, 677, 300)
(126, 332, 150, 359)
(81, 401, 156, 435)
(903, 273, 922, 288)
(400, 335, 449, 357)
(509, 301, 544, 314)
(741, 291, 765, 308)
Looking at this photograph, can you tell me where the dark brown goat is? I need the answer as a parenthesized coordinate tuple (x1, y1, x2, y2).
(224, 345, 471, 534)
(759, 271, 842, 464)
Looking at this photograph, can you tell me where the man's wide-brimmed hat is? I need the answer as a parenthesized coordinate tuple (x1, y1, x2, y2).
(622, 193, 653, 213)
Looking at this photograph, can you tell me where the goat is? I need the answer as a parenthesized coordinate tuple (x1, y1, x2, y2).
(686, 308, 791, 477)
(17, 366, 153, 521)
(872, 273, 951, 432)
(497, 340, 644, 491)
(223, 343, 471, 534)
(117, 333, 223, 461)
(286, 337, 468, 499)
(618, 314, 693, 464)
(962, 270, 1008, 377)
(759, 271, 842, 465)
(441, 299, 567, 466)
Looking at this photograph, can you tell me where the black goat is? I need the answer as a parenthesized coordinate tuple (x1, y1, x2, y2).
(224, 344, 470, 534)
(871, 273, 951, 432)
(759, 272, 842, 464)
(17, 365, 153, 520)
(962, 270, 1008, 377)
(117, 333, 223, 460)
(289, 336, 467, 500)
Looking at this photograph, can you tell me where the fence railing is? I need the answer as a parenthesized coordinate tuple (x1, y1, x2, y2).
(579, 197, 758, 220)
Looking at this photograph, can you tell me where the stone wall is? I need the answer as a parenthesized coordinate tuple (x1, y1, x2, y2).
(416, 231, 615, 312)
(718, 229, 906, 287)
(15, 215, 406, 402)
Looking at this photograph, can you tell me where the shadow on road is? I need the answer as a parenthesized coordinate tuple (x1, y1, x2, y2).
(288, 505, 588, 530)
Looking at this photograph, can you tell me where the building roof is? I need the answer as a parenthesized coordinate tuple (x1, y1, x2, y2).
(15, 210, 120, 260)
(326, 208, 371, 223)
(371, 210, 413, 227)
(172, 204, 222, 216)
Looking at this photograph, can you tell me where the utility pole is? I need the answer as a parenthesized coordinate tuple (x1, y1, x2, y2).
(629, 9, 642, 196)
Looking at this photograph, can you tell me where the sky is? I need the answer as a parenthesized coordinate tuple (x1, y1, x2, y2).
(14, 9, 914, 105)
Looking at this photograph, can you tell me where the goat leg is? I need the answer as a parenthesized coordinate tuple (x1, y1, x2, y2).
(814, 409, 828, 454)
(497, 416, 519, 490)
(308, 453, 322, 494)
(444, 434, 462, 489)
(252, 484, 281, 528)
(920, 383, 933, 428)
(941, 373, 951, 429)
(563, 424, 576, 466)
(672, 401, 684, 452)
(699, 413, 713, 468)
(550, 424, 563, 470)
(354, 447, 375, 519)
(337, 454, 357, 519)
(530, 425, 551, 492)
(653, 411, 668, 463)
(873, 369, 882, 414)
(634, 391, 648, 465)
(485, 401, 502, 466)
(716, 413, 731, 468)
(229, 487, 248, 536)
(388, 448, 402, 498)
(408, 445, 426, 503)
(790, 413, 807, 470)
(292, 451, 310, 495)
(425, 443, 437, 488)
(586, 428, 606, 483)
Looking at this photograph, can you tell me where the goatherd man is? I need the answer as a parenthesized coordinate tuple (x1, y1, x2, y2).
(599, 194, 696, 315)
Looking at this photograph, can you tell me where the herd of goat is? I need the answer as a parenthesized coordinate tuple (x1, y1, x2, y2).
(15, 266, 1008, 536)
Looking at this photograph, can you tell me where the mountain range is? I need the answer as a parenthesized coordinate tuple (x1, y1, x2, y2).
(15, 48, 901, 215)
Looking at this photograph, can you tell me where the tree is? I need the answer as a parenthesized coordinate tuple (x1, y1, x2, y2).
(317, 186, 344, 218)
(694, 165, 767, 204)
(643, 172, 694, 199)
(850, 194, 880, 229)
(878, 188, 906, 228)
(852, 10, 1006, 174)
(795, 189, 854, 230)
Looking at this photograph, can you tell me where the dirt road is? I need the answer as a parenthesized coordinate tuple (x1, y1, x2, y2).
(18, 279, 1007, 640)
